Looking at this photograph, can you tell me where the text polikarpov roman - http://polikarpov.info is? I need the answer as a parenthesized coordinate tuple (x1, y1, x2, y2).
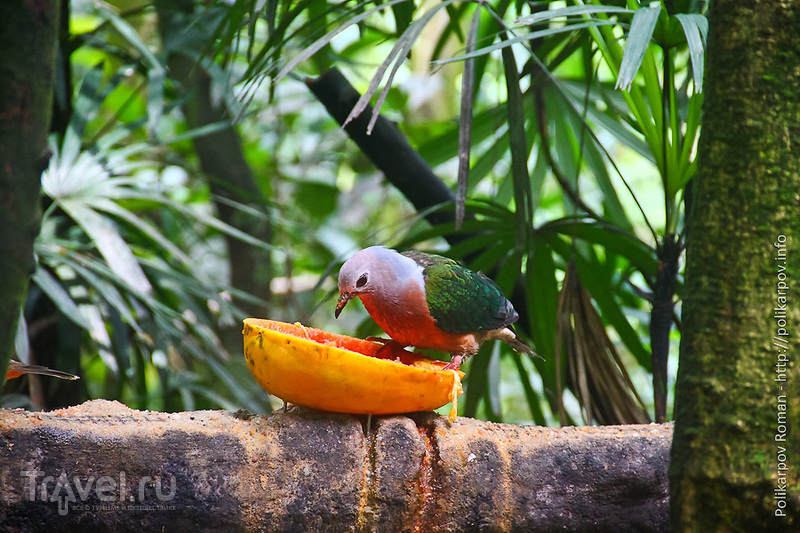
(773, 234, 791, 518)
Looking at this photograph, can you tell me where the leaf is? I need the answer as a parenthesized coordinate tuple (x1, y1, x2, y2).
(445, 230, 514, 262)
(100, 4, 166, 137)
(127, 191, 275, 252)
(456, 8, 480, 230)
(524, 239, 562, 420)
(37, 243, 144, 336)
(515, 5, 632, 26)
(295, 180, 339, 220)
(14, 309, 29, 362)
(463, 342, 493, 419)
(343, 0, 457, 133)
(275, 0, 411, 83)
(556, 262, 650, 424)
(32, 268, 93, 330)
(434, 21, 617, 66)
(486, 342, 503, 421)
(677, 90, 703, 184)
(500, 32, 532, 248)
(467, 129, 510, 190)
(539, 218, 657, 277)
(509, 352, 548, 426)
(559, 80, 654, 162)
(580, 129, 635, 232)
(575, 250, 653, 372)
(391, 0, 415, 36)
(526, 239, 559, 359)
(616, 5, 660, 91)
(431, 3, 466, 61)
(70, 63, 106, 139)
(146, 67, 166, 139)
(675, 14, 707, 92)
(81, 304, 117, 374)
(60, 201, 153, 295)
(89, 198, 214, 285)
(183, 340, 264, 412)
(539, 234, 652, 370)
(417, 102, 507, 168)
(167, 120, 255, 145)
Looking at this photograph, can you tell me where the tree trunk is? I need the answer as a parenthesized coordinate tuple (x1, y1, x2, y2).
(0, 400, 671, 532)
(670, 1, 800, 530)
(0, 0, 60, 380)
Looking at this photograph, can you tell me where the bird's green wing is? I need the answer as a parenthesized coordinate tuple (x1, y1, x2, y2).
(402, 251, 518, 333)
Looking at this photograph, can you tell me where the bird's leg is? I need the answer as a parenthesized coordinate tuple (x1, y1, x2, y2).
(443, 354, 464, 371)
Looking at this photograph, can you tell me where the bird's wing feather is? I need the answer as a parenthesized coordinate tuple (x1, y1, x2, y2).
(402, 251, 518, 333)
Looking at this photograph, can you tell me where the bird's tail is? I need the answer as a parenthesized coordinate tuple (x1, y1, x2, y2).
(491, 328, 544, 361)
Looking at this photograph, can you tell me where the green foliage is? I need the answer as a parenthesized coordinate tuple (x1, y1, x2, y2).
(26, 69, 270, 412)
(6, 0, 707, 426)
(244, 0, 704, 424)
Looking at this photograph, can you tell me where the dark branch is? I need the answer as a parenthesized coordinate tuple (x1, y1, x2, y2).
(305, 68, 458, 232)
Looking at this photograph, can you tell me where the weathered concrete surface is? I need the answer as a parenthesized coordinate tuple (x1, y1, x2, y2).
(0, 400, 671, 532)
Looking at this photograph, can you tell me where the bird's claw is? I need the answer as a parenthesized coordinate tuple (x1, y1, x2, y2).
(442, 355, 464, 371)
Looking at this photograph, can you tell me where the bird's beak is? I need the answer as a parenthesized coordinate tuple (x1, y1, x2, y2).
(335, 293, 351, 318)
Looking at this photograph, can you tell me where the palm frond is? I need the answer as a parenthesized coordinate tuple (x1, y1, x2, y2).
(556, 262, 650, 425)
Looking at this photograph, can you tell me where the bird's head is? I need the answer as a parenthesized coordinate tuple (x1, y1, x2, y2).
(335, 246, 421, 319)
(335, 247, 379, 318)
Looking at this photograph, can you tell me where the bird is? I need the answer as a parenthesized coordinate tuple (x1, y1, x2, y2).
(5, 360, 80, 381)
(335, 246, 540, 370)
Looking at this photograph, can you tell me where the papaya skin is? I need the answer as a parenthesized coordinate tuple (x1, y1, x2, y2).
(243, 318, 463, 416)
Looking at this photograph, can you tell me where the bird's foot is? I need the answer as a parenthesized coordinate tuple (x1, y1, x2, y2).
(442, 355, 464, 371)
(374, 340, 409, 361)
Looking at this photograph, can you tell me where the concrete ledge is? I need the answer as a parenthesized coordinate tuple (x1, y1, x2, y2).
(0, 400, 671, 532)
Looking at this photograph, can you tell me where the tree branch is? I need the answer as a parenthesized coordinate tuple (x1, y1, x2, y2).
(305, 68, 458, 233)
(0, 400, 670, 531)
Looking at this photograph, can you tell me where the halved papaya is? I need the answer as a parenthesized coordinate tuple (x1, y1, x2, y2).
(243, 318, 463, 418)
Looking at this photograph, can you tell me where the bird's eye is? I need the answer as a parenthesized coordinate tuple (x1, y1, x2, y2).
(356, 274, 368, 288)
